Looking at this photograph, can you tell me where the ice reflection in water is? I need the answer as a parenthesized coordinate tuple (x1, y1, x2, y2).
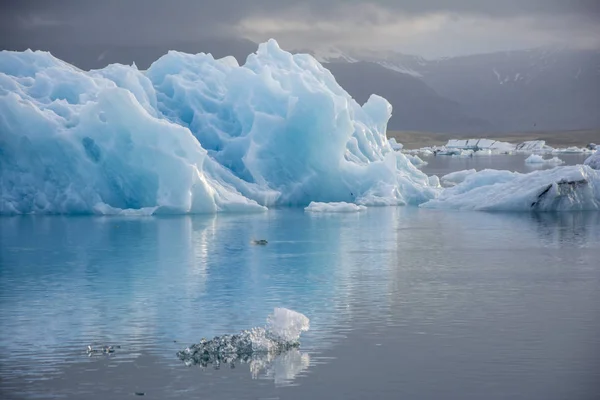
(1, 206, 599, 399)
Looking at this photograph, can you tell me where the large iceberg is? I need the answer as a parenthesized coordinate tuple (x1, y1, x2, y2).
(421, 166, 600, 211)
(0, 40, 436, 215)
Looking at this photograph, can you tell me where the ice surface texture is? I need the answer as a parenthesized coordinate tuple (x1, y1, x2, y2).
(584, 151, 600, 170)
(305, 201, 367, 212)
(0, 40, 435, 215)
(525, 154, 564, 165)
(177, 308, 309, 370)
(422, 166, 600, 211)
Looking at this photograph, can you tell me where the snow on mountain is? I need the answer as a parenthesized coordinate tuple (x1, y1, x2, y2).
(309, 46, 600, 133)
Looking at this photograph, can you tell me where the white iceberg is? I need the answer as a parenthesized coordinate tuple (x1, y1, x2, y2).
(552, 146, 590, 154)
(421, 166, 600, 211)
(515, 140, 552, 153)
(0, 40, 437, 214)
(388, 138, 403, 151)
(525, 154, 564, 165)
(441, 169, 477, 187)
(305, 202, 367, 213)
(452, 149, 475, 158)
(584, 151, 600, 170)
(446, 139, 515, 153)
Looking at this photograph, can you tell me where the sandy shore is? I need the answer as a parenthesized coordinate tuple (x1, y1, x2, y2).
(387, 129, 600, 150)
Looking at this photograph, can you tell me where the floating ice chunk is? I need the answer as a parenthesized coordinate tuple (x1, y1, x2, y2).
(446, 139, 515, 153)
(552, 146, 589, 154)
(525, 154, 564, 165)
(584, 151, 600, 170)
(388, 138, 403, 151)
(515, 140, 552, 153)
(421, 166, 600, 211)
(305, 201, 367, 212)
(266, 308, 310, 343)
(436, 148, 462, 156)
(452, 149, 474, 158)
(441, 169, 477, 187)
(177, 308, 309, 369)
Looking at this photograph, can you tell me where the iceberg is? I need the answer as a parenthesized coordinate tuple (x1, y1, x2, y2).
(515, 140, 551, 153)
(525, 154, 564, 166)
(585, 151, 600, 170)
(441, 169, 477, 187)
(0, 40, 437, 215)
(388, 137, 403, 151)
(552, 146, 591, 154)
(305, 201, 367, 213)
(177, 308, 310, 372)
(446, 139, 515, 153)
(421, 166, 600, 211)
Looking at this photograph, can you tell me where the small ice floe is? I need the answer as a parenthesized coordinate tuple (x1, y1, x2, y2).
(177, 308, 309, 371)
(525, 154, 564, 166)
(86, 345, 119, 356)
(305, 201, 367, 213)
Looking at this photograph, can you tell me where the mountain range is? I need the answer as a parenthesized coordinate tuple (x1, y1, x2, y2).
(311, 46, 600, 133)
(3, 36, 598, 134)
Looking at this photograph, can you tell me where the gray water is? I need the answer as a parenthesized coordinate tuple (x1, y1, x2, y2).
(1, 157, 599, 400)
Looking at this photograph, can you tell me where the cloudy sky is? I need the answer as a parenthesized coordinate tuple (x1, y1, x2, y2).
(2, 0, 600, 58)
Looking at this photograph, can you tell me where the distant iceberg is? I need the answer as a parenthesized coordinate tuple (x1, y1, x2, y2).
(0, 40, 436, 215)
(515, 140, 552, 153)
(525, 154, 564, 165)
(446, 139, 514, 153)
(421, 166, 600, 211)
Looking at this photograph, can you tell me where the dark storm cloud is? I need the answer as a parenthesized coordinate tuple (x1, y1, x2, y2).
(1, 1, 599, 56)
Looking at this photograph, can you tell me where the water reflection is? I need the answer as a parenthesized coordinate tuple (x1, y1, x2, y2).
(528, 211, 600, 248)
(1, 208, 599, 399)
(0, 209, 403, 392)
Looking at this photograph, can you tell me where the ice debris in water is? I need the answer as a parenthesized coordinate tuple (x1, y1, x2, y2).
(177, 308, 309, 369)
(0, 40, 436, 215)
(305, 201, 367, 213)
(525, 154, 564, 165)
(87, 345, 119, 356)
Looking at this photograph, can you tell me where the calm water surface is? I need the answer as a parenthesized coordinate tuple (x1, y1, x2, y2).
(1, 157, 599, 400)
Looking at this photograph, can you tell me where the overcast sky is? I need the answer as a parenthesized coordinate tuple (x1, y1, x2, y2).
(2, 0, 599, 58)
